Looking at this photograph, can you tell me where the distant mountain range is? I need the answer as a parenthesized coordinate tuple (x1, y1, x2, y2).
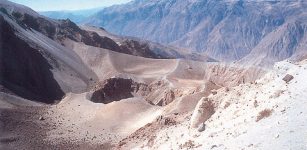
(84, 0, 307, 65)
(39, 7, 104, 23)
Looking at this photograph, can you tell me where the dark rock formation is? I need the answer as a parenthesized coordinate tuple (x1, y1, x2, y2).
(119, 39, 164, 59)
(282, 74, 294, 83)
(90, 78, 147, 104)
(11, 11, 174, 59)
(0, 15, 64, 103)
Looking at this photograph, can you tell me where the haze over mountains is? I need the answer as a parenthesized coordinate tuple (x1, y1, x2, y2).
(1, 0, 307, 149)
(84, 0, 307, 65)
(40, 7, 104, 24)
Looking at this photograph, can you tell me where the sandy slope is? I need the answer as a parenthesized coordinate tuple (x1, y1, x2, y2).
(124, 59, 307, 150)
(64, 39, 179, 83)
(65, 39, 264, 86)
(44, 93, 162, 145)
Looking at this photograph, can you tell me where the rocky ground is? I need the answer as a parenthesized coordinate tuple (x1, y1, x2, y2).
(0, 106, 49, 150)
(0, 104, 116, 150)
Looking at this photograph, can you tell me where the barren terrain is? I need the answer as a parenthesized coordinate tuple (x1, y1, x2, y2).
(1, 0, 307, 150)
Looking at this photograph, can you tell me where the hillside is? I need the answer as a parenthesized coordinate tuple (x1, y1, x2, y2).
(119, 59, 307, 150)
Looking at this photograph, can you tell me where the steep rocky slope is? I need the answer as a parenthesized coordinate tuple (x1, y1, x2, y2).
(1, 0, 201, 60)
(0, 15, 64, 103)
(0, 2, 97, 103)
(85, 0, 307, 64)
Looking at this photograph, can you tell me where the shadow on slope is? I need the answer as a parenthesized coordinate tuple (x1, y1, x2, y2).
(0, 15, 64, 104)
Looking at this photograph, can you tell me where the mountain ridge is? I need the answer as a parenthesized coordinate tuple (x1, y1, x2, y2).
(84, 0, 307, 65)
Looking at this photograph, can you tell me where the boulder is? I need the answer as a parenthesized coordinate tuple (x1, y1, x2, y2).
(282, 74, 294, 83)
(197, 122, 206, 132)
(39, 116, 45, 121)
(190, 97, 215, 128)
(156, 116, 176, 126)
(212, 90, 217, 95)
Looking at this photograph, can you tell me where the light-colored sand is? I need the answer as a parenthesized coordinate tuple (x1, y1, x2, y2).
(65, 39, 265, 87)
(45, 93, 161, 145)
(64, 39, 179, 82)
(127, 59, 307, 150)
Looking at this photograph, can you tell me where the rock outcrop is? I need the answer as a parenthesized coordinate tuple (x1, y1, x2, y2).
(90, 78, 148, 104)
(190, 97, 215, 128)
(282, 74, 294, 83)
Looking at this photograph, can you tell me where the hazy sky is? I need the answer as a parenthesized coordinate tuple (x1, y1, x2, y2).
(9, 0, 132, 11)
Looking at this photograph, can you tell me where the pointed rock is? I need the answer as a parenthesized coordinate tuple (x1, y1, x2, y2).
(190, 97, 215, 128)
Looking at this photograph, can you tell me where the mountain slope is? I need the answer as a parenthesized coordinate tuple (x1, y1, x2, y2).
(0, 15, 65, 103)
(85, 0, 307, 64)
(81, 26, 216, 62)
(0, 1, 97, 103)
(18, 6, 213, 60)
(239, 19, 307, 66)
(1, 1, 187, 60)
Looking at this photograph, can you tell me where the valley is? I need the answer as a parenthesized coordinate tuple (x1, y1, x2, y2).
(1, 0, 307, 150)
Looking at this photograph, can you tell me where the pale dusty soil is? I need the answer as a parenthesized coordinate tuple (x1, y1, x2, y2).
(123, 60, 307, 150)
